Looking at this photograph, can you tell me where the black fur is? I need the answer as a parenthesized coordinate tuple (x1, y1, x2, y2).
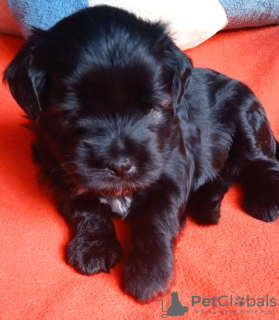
(3, 6, 279, 302)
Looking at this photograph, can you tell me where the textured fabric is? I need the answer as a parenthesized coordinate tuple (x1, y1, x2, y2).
(4, 0, 279, 49)
(219, 0, 279, 29)
(89, 0, 228, 50)
(0, 25, 279, 319)
(5, 0, 88, 37)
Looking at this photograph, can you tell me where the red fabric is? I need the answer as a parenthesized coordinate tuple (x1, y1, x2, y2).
(0, 26, 278, 320)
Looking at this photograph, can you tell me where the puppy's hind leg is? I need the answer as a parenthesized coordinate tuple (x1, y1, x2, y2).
(240, 158, 279, 222)
(188, 170, 234, 225)
(236, 99, 279, 222)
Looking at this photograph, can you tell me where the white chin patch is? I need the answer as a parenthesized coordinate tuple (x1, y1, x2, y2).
(99, 195, 132, 219)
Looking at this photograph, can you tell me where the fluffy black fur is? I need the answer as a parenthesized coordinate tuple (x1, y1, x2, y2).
(3, 6, 279, 302)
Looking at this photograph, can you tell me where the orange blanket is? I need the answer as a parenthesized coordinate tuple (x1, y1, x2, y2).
(0, 26, 278, 319)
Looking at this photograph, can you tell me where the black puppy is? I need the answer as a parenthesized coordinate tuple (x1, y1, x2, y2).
(4, 5, 279, 302)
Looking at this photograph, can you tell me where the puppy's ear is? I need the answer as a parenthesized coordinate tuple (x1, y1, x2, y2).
(3, 29, 49, 120)
(164, 45, 192, 111)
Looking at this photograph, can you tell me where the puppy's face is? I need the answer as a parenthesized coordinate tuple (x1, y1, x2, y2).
(4, 6, 192, 197)
(46, 62, 173, 197)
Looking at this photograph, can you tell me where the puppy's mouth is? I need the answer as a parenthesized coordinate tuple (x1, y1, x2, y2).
(75, 182, 138, 198)
(99, 186, 137, 197)
(97, 171, 140, 197)
(73, 164, 160, 198)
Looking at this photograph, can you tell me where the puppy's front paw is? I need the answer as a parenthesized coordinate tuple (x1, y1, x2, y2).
(122, 243, 173, 302)
(189, 193, 221, 225)
(243, 172, 279, 222)
(67, 233, 122, 275)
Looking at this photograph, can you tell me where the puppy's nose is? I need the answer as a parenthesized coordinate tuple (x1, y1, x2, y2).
(108, 158, 133, 176)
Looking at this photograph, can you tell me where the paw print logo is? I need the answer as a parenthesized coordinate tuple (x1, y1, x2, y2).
(235, 296, 245, 307)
